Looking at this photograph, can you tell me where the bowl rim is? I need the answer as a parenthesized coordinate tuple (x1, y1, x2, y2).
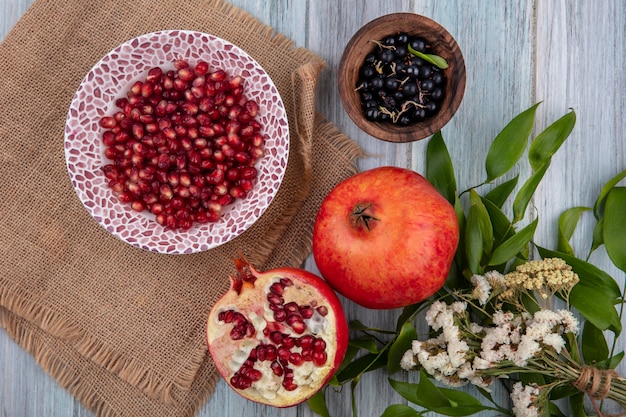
(338, 12, 466, 143)
(64, 29, 290, 254)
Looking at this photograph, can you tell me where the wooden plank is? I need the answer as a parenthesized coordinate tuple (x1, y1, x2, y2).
(534, 2, 626, 414)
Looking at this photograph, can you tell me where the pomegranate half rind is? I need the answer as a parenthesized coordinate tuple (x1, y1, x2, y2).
(206, 257, 348, 407)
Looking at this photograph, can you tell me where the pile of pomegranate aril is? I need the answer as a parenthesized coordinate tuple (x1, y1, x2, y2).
(217, 276, 332, 395)
(99, 59, 266, 231)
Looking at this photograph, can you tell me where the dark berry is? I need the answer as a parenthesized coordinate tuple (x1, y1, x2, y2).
(394, 45, 408, 58)
(385, 77, 400, 91)
(398, 114, 412, 125)
(364, 53, 377, 64)
(409, 37, 426, 52)
(401, 82, 418, 97)
(406, 65, 420, 78)
(370, 76, 384, 90)
(360, 65, 376, 79)
(421, 79, 435, 91)
(396, 33, 409, 45)
(419, 66, 433, 79)
(432, 72, 444, 85)
(382, 36, 396, 46)
(431, 88, 444, 101)
(394, 61, 407, 74)
(379, 49, 395, 63)
(365, 107, 380, 121)
(426, 101, 438, 113)
(365, 99, 379, 108)
(392, 90, 405, 101)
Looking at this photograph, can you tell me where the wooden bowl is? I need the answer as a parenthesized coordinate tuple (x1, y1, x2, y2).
(338, 13, 466, 143)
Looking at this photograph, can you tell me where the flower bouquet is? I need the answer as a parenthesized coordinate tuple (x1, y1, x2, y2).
(308, 104, 626, 417)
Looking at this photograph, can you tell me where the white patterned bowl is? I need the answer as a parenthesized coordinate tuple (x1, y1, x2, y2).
(64, 30, 289, 254)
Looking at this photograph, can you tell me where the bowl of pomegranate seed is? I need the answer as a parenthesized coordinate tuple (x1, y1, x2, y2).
(64, 30, 289, 254)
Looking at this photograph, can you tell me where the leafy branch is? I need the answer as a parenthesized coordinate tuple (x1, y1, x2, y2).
(308, 103, 626, 417)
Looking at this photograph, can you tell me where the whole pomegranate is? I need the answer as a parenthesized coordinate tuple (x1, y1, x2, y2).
(312, 166, 459, 309)
(206, 256, 348, 407)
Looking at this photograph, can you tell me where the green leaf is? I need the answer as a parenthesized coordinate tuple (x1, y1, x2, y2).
(336, 351, 389, 384)
(396, 303, 422, 333)
(481, 197, 515, 244)
(484, 175, 519, 208)
(349, 337, 379, 354)
(557, 207, 591, 255)
(528, 109, 576, 171)
(465, 204, 485, 275)
(536, 247, 622, 333)
(512, 163, 549, 223)
(427, 131, 456, 203)
(569, 393, 589, 417)
(390, 372, 495, 416)
(593, 169, 626, 219)
(582, 320, 609, 364)
(349, 319, 396, 334)
(488, 218, 538, 266)
(387, 321, 418, 374)
(485, 102, 540, 182)
(589, 217, 605, 256)
(547, 402, 567, 417)
(407, 44, 448, 69)
(307, 389, 331, 417)
(597, 351, 624, 370)
(380, 404, 424, 417)
(604, 187, 626, 272)
(470, 190, 494, 255)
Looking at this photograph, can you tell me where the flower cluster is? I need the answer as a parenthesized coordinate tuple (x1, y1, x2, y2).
(400, 258, 583, 416)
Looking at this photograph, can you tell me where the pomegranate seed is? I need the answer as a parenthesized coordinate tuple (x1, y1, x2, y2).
(99, 116, 116, 128)
(146, 67, 163, 83)
(288, 352, 304, 366)
(273, 309, 287, 322)
(269, 282, 284, 295)
(312, 351, 328, 366)
(270, 361, 283, 377)
(269, 331, 283, 344)
(131, 200, 146, 212)
(141, 82, 154, 98)
(130, 81, 143, 95)
(194, 61, 209, 75)
(99, 59, 266, 230)
(210, 69, 227, 82)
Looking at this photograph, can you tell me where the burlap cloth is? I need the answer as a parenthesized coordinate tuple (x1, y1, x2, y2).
(0, 0, 364, 416)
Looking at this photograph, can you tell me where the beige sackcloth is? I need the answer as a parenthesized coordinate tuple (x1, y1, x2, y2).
(0, 0, 364, 416)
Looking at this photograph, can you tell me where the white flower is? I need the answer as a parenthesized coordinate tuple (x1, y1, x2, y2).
(533, 309, 560, 327)
(400, 350, 417, 370)
(511, 382, 540, 417)
(411, 340, 422, 355)
(451, 301, 468, 314)
(525, 321, 551, 341)
(471, 274, 492, 305)
(473, 356, 492, 370)
(542, 333, 565, 352)
(514, 336, 541, 366)
(457, 362, 475, 379)
(485, 270, 505, 288)
(557, 309, 579, 334)
(425, 301, 447, 328)
(493, 310, 514, 325)
(470, 322, 484, 334)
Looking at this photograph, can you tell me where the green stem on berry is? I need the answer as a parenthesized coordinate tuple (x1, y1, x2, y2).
(407, 44, 449, 69)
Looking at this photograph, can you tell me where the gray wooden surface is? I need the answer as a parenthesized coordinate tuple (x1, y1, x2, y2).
(1, 1, 625, 416)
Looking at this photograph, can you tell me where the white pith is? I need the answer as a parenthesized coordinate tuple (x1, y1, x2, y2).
(208, 275, 337, 405)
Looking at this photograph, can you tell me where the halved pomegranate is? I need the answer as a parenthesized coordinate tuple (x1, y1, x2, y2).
(206, 256, 348, 407)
